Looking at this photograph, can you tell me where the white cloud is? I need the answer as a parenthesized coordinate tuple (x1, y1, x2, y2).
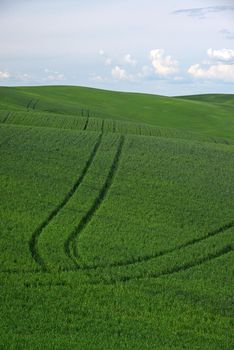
(124, 54, 137, 65)
(99, 49, 105, 56)
(150, 49, 179, 76)
(188, 48, 234, 82)
(207, 48, 234, 61)
(0, 70, 10, 80)
(111, 66, 129, 80)
(188, 63, 234, 82)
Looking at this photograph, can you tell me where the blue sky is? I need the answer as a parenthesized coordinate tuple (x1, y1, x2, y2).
(0, 0, 234, 95)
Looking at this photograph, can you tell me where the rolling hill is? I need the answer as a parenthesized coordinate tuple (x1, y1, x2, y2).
(0, 86, 233, 349)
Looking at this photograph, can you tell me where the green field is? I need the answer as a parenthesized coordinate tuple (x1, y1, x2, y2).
(0, 86, 233, 349)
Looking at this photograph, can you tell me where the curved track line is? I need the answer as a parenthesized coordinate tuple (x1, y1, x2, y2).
(116, 244, 234, 284)
(1, 112, 12, 124)
(113, 121, 116, 133)
(1, 244, 233, 277)
(101, 119, 104, 133)
(60, 244, 233, 286)
(80, 219, 234, 270)
(72, 245, 233, 285)
(29, 133, 103, 270)
(32, 99, 39, 110)
(83, 118, 89, 130)
(64, 135, 125, 267)
(27, 99, 33, 109)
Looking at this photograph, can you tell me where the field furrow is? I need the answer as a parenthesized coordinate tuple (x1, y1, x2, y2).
(1, 86, 234, 349)
(26, 99, 33, 109)
(1, 112, 12, 124)
(34, 133, 120, 271)
(83, 117, 89, 130)
(65, 135, 125, 266)
(101, 119, 104, 133)
(33, 99, 39, 110)
(2, 109, 234, 145)
(76, 226, 233, 284)
(28, 133, 103, 271)
(119, 245, 234, 284)
(81, 219, 234, 270)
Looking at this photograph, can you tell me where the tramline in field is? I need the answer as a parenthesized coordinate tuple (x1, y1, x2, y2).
(0, 86, 233, 349)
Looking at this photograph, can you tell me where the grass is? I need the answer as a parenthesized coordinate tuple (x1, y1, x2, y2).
(0, 85, 234, 139)
(0, 86, 233, 349)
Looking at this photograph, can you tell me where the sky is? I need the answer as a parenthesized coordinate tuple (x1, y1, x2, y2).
(0, 0, 234, 96)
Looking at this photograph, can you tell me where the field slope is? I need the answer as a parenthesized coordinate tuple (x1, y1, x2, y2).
(0, 86, 233, 349)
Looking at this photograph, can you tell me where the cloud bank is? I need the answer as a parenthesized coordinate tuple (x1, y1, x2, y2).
(207, 48, 234, 61)
(188, 48, 234, 82)
(188, 64, 234, 82)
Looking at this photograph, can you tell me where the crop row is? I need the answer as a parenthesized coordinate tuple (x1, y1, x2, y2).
(74, 135, 234, 272)
(0, 124, 233, 281)
(29, 134, 103, 271)
(36, 133, 123, 271)
(68, 226, 233, 284)
(0, 109, 233, 145)
(0, 124, 101, 271)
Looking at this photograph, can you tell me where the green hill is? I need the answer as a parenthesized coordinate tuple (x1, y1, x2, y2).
(178, 93, 234, 106)
(0, 86, 234, 140)
(0, 86, 233, 349)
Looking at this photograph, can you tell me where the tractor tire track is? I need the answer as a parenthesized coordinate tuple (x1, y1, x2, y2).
(81, 219, 234, 270)
(1, 244, 233, 279)
(83, 117, 89, 130)
(116, 244, 234, 284)
(27, 99, 33, 110)
(1, 112, 12, 124)
(29, 133, 103, 271)
(32, 99, 39, 110)
(113, 121, 116, 133)
(64, 135, 125, 266)
(101, 119, 104, 133)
